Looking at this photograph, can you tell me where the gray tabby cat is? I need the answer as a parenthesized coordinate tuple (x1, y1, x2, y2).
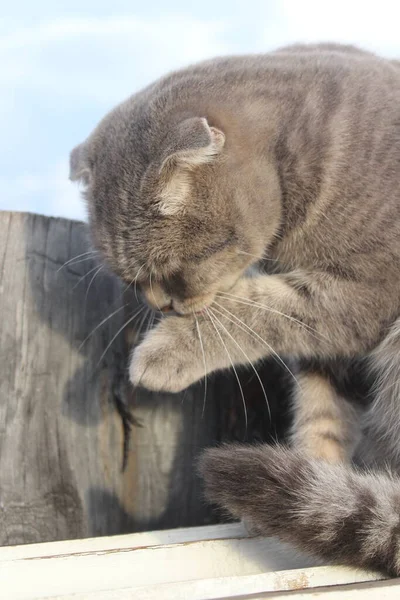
(70, 43, 400, 575)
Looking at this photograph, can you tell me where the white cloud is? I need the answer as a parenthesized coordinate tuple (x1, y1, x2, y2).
(2, 4, 400, 220)
(0, 13, 235, 219)
(0, 160, 86, 221)
(262, 0, 400, 57)
(1, 16, 224, 50)
(47, 161, 87, 221)
(1, 16, 232, 104)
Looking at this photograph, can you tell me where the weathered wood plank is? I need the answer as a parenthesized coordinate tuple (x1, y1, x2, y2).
(0, 211, 291, 545)
(0, 211, 222, 544)
(0, 523, 387, 600)
(0, 523, 249, 560)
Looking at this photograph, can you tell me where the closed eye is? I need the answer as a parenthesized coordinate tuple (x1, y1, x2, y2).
(186, 233, 237, 261)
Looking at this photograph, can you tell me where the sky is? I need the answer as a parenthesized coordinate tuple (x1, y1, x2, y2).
(2, 0, 400, 221)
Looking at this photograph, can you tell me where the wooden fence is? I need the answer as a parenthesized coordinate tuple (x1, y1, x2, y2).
(0, 211, 291, 546)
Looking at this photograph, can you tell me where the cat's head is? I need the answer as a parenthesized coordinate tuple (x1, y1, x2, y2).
(70, 95, 280, 315)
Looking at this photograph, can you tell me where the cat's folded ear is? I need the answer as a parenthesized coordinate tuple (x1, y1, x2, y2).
(69, 143, 91, 186)
(159, 117, 225, 174)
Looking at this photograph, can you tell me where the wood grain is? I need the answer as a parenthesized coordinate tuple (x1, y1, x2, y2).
(0, 523, 387, 600)
(0, 211, 291, 546)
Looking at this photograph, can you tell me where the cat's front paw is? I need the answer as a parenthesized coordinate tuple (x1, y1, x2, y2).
(129, 316, 204, 393)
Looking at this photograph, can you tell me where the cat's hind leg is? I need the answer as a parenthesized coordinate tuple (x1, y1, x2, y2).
(290, 372, 362, 463)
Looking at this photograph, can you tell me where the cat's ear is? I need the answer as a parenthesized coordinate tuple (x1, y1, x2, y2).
(160, 117, 225, 173)
(69, 143, 91, 186)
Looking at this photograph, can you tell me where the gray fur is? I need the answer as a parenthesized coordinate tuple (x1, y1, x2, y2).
(71, 43, 400, 575)
(199, 444, 400, 576)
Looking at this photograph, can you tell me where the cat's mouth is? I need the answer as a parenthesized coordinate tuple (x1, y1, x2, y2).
(170, 295, 215, 317)
(163, 305, 210, 318)
(141, 296, 210, 317)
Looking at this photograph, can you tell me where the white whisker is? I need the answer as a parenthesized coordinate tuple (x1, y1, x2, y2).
(237, 250, 277, 262)
(209, 307, 271, 422)
(56, 250, 97, 272)
(78, 303, 129, 351)
(122, 264, 146, 299)
(133, 264, 146, 301)
(205, 308, 248, 433)
(135, 307, 151, 342)
(96, 305, 145, 368)
(218, 291, 329, 343)
(195, 315, 208, 418)
(72, 263, 101, 291)
(149, 270, 161, 312)
(146, 309, 156, 335)
(85, 265, 104, 305)
(213, 301, 299, 386)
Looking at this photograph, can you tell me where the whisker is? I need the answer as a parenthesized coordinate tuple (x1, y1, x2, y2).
(218, 291, 329, 343)
(209, 307, 271, 422)
(135, 307, 152, 343)
(149, 270, 161, 312)
(195, 315, 208, 419)
(72, 263, 101, 291)
(118, 263, 134, 284)
(56, 250, 97, 272)
(106, 264, 141, 305)
(68, 255, 98, 269)
(205, 308, 248, 434)
(237, 250, 278, 262)
(96, 305, 145, 369)
(146, 309, 156, 335)
(78, 303, 129, 351)
(122, 264, 146, 299)
(213, 302, 299, 386)
(133, 264, 146, 301)
(84, 265, 104, 306)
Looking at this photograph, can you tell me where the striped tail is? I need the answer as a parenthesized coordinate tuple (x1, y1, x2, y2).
(199, 444, 400, 576)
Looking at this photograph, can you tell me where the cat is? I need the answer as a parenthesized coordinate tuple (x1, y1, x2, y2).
(70, 43, 400, 575)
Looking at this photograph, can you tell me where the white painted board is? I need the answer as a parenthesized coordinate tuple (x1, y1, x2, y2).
(0, 523, 393, 600)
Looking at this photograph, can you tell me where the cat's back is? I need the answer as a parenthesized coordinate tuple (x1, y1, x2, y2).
(101, 43, 400, 161)
(151, 43, 400, 104)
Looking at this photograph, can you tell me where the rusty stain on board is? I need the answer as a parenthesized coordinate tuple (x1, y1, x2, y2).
(274, 570, 310, 591)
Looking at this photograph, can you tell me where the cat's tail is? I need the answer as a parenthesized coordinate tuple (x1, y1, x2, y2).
(199, 444, 400, 576)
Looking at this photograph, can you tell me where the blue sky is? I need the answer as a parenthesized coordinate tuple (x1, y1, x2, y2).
(2, 0, 400, 221)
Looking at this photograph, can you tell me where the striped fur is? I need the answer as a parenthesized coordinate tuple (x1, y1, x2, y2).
(199, 444, 400, 576)
(290, 372, 362, 463)
(70, 43, 400, 575)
